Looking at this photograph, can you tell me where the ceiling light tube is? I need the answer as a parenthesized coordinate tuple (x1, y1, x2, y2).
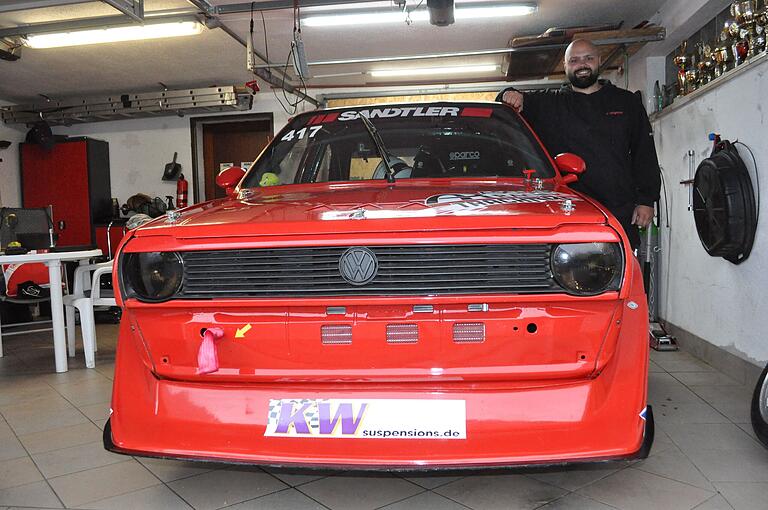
(24, 21, 204, 49)
(303, 2, 535, 27)
(370, 64, 499, 77)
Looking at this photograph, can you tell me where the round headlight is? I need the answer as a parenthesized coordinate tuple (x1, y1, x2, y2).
(551, 243, 623, 296)
(121, 251, 183, 302)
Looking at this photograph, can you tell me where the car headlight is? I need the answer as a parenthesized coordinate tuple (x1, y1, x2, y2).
(551, 243, 623, 296)
(121, 252, 183, 302)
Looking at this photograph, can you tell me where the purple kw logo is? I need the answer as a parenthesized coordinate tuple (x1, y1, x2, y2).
(274, 400, 368, 435)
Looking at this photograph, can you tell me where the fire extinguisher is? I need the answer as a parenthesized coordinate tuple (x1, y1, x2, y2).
(176, 173, 188, 208)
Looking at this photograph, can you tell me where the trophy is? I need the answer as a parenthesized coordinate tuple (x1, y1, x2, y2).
(735, 38, 750, 63)
(696, 43, 715, 85)
(731, 1, 759, 58)
(754, 1, 767, 54)
(712, 45, 732, 77)
(714, 21, 737, 75)
(673, 43, 694, 96)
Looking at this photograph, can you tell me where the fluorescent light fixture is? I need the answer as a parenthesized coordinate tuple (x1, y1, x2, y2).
(25, 21, 204, 49)
(370, 64, 499, 77)
(303, 3, 536, 27)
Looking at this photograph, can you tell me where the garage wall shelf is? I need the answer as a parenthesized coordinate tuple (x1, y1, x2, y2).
(0, 86, 253, 126)
(649, 49, 767, 121)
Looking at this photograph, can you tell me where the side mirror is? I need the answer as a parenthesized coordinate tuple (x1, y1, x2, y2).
(215, 166, 246, 197)
(554, 153, 586, 184)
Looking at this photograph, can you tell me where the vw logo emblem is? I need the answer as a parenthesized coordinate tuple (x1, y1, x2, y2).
(339, 247, 378, 285)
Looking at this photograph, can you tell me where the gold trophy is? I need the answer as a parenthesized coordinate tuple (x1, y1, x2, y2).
(673, 42, 694, 96)
(714, 21, 737, 76)
(712, 45, 731, 77)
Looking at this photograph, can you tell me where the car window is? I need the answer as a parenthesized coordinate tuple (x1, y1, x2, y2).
(243, 104, 554, 188)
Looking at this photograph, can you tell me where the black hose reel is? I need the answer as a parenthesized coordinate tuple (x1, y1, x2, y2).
(693, 137, 758, 264)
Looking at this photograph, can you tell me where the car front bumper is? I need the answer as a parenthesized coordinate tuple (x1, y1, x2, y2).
(105, 294, 652, 468)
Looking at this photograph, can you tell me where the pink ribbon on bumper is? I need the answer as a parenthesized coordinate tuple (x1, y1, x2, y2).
(196, 327, 225, 375)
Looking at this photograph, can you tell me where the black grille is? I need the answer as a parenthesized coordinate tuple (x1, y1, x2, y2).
(179, 244, 558, 298)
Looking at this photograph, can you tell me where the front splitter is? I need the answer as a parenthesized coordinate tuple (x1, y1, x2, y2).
(103, 406, 654, 472)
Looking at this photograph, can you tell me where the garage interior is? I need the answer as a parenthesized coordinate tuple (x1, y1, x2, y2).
(0, 0, 767, 509)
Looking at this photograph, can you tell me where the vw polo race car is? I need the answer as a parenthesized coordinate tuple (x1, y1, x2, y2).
(105, 102, 653, 468)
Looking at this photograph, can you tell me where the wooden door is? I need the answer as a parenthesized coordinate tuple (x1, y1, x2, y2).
(202, 120, 272, 200)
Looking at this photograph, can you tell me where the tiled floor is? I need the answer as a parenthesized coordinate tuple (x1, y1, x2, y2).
(1, 323, 767, 509)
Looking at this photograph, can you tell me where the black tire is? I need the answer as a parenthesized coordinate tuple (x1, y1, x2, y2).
(751, 362, 768, 449)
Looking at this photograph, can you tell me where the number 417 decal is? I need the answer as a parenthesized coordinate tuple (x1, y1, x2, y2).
(281, 126, 322, 142)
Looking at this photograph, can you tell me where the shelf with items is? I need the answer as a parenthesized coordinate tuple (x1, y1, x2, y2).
(649, 49, 767, 121)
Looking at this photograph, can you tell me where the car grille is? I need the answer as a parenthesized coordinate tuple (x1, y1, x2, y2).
(178, 244, 558, 298)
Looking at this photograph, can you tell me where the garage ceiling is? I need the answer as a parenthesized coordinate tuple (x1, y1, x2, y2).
(0, 0, 666, 103)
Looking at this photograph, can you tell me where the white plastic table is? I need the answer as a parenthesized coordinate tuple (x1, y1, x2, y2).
(0, 249, 102, 372)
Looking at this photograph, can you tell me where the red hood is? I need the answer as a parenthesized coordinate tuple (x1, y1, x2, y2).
(136, 180, 607, 239)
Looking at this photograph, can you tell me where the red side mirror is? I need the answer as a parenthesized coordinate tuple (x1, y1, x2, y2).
(554, 153, 586, 183)
(215, 166, 246, 197)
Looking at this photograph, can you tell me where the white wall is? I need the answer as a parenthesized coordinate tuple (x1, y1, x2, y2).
(45, 92, 306, 206)
(0, 100, 26, 207)
(631, 0, 768, 365)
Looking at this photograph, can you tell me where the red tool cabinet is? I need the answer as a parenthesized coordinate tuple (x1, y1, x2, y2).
(21, 138, 112, 249)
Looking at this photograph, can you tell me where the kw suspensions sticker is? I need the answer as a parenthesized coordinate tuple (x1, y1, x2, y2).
(265, 399, 466, 439)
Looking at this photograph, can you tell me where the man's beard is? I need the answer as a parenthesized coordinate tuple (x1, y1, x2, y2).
(567, 67, 598, 89)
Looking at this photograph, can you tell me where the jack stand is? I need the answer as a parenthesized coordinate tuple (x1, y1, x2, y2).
(649, 321, 678, 351)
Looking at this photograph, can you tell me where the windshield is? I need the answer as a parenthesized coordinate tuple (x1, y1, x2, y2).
(243, 103, 554, 188)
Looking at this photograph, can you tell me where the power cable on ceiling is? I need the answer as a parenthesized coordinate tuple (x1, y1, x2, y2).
(249, 2, 305, 115)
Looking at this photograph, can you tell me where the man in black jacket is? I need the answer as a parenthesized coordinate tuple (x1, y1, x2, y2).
(498, 39, 661, 250)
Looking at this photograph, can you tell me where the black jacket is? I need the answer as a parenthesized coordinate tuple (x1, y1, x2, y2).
(496, 83, 661, 221)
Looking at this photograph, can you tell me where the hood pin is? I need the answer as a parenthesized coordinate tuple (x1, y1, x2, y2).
(560, 199, 575, 214)
(166, 210, 181, 223)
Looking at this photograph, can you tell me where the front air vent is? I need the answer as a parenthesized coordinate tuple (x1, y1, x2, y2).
(179, 244, 557, 298)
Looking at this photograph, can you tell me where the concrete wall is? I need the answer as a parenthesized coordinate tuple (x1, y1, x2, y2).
(630, 0, 768, 365)
(0, 101, 26, 207)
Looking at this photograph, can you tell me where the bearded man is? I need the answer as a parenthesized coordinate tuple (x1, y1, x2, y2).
(497, 39, 661, 250)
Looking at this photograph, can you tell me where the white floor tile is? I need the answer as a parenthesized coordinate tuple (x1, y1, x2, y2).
(167, 468, 287, 510)
(434, 473, 567, 510)
(578, 467, 714, 510)
(299, 474, 423, 510)
(714, 481, 768, 510)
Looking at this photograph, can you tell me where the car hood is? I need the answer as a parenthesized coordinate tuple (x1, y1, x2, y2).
(135, 180, 608, 239)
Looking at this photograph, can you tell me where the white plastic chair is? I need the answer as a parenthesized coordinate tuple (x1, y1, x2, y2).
(63, 261, 115, 368)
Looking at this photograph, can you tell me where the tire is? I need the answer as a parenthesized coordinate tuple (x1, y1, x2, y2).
(751, 362, 768, 449)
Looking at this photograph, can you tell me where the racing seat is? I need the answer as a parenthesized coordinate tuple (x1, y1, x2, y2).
(371, 157, 412, 180)
(411, 146, 447, 178)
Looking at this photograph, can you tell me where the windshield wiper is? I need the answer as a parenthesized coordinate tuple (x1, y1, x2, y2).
(358, 114, 396, 183)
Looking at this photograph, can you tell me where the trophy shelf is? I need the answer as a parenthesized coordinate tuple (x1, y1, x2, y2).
(650, 49, 768, 121)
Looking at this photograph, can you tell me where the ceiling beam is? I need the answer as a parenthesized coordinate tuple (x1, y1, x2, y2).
(250, 32, 665, 69)
(208, 19, 321, 106)
(0, 0, 93, 13)
(188, 1, 320, 106)
(102, 0, 144, 21)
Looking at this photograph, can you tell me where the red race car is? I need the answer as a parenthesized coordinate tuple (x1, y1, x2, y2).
(105, 102, 653, 468)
